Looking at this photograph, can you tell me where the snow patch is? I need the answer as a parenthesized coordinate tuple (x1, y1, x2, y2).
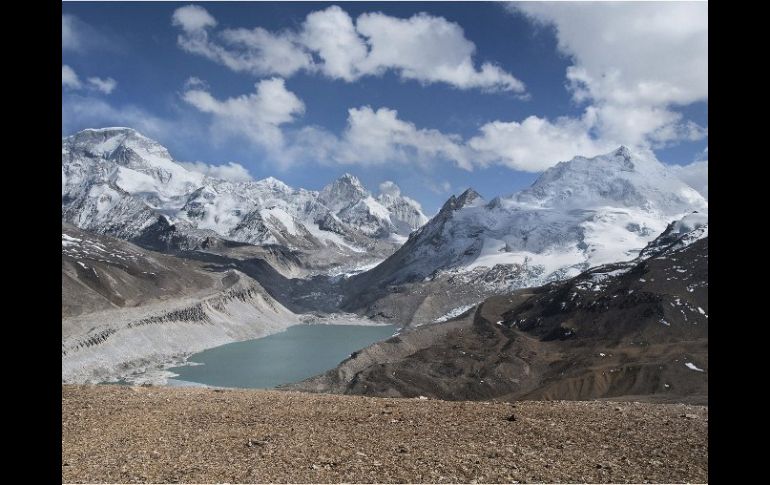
(434, 304, 476, 323)
(685, 362, 705, 372)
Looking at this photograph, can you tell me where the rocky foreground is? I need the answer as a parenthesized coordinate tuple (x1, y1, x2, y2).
(62, 385, 707, 483)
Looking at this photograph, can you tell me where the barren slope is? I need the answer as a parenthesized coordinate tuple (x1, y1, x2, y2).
(62, 385, 708, 484)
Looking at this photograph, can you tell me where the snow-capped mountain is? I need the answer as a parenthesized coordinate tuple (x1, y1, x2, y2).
(300, 215, 708, 402)
(62, 128, 427, 257)
(638, 211, 708, 259)
(348, 147, 708, 293)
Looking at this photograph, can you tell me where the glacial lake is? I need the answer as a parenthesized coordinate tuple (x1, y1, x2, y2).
(167, 324, 397, 389)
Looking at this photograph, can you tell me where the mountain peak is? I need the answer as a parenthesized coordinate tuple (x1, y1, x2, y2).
(256, 176, 292, 192)
(614, 145, 631, 159)
(66, 127, 169, 157)
(319, 173, 370, 212)
(337, 173, 364, 188)
(438, 188, 484, 215)
(456, 188, 482, 207)
(514, 146, 706, 215)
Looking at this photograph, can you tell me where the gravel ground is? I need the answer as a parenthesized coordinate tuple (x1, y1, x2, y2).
(62, 385, 708, 483)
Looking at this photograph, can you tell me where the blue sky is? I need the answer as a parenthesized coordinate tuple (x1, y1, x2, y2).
(62, 2, 708, 214)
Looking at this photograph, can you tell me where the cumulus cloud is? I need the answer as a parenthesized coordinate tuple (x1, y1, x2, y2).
(192, 83, 616, 173)
(512, 2, 708, 148)
(378, 181, 401, 197)
(171, 5, 217, 32)
(300, 6, 367, 81)
(170, 4, 708, 174)
(87, 77, 118, 94)
(468, 113, 614, 171)
(354, 11, 524, 92)
(182, 77, 305, 151)
(62, 65, 82, 89)
(171, 5, 525, 93)
(178, 161, 254, 182)
(179, 80, 693, 174)
(671, 148, 708, 200)
(173, 4, 313, 78)
(335, 106, 473, 170)
(62, 65, 117, 94)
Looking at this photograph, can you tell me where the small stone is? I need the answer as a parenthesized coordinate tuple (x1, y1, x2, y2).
(681, 413, 699, 419)
(506, 414, 517, 422)
(614, 406, 622, 411)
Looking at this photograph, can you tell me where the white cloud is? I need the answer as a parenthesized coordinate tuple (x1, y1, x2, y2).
(512, 2, 707, 148)
(62, 65, 81, 89)
(62, 65, 117, 95)
(468, 112, 614, 171)
(178, 161, 254, 182)
(355, 11, 524, 92)
(336, 106, 473, 170)
(183, 77, 208, 90)
(215, 28, 313, 78)
(171, 5, 217, 33)
(62, 15, 82, 51)
(300, 6, 367, 82)
(379, 181, 401, 197)
(182, 77, 305, 151)
(64, 79, 699, 180)
(87, 77, 117, 94)
(173, 4, 312, 78)
(671, 153, 708, 200)
(170, 3, 708, 174)
(171, 5, 525, 93)
(180, 83, 691, 174)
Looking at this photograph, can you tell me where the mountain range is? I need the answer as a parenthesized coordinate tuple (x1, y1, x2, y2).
(61, 127, 708, 392)
(289, 214, 708, 403)
(341, 146, 707, 324)
(62, 127, 427, 272)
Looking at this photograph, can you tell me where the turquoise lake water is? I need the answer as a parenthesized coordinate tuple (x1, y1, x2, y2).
(168, 324, 397, 389)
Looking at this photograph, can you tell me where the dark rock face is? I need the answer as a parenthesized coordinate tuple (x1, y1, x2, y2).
(287, 237, 708, 404)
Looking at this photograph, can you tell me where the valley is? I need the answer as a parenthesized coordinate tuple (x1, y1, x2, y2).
(58, 3, 711, 483)
(62, 127, 708, 407)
